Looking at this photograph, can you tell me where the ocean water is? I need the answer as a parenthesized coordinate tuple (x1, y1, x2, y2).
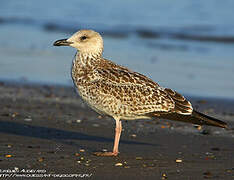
(0, 0, 234, 98)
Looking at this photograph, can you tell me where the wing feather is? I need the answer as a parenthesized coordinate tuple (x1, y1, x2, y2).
(91, 59, 176, 115)
(164, 88, 193, 115)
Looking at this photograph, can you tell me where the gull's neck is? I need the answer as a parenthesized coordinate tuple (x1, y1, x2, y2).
(71, 50, 102, 85)
(74, 49, 103, 68)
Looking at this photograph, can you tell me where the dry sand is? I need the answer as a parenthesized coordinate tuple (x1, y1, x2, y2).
(0, 82, 233, 179)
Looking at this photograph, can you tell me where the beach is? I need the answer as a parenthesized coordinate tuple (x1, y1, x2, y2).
(1, 1, 234, 179)
(0, 82, 233, 179)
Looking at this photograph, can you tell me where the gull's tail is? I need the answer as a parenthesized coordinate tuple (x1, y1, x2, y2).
(154, 110, 227, 128)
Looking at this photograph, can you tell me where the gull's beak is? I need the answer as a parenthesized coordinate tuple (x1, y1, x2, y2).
(53, 39, 73, 46)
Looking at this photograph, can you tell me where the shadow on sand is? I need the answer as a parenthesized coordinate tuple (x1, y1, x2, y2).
(0, 121, 156, 151)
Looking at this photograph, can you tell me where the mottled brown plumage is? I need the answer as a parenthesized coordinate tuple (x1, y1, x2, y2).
(54, 29, 227, 156)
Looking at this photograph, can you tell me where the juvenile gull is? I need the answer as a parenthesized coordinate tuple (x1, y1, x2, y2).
(53, 29, 227, 156)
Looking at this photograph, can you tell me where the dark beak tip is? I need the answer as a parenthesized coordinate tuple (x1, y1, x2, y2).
(53, 41, 59, 46)
(53, 39, 71, 46)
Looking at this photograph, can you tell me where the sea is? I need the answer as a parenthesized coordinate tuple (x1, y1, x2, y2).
(0, 0, 234, 98)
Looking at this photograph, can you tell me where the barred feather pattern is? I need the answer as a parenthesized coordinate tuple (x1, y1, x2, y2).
(71, 52, 193, 120)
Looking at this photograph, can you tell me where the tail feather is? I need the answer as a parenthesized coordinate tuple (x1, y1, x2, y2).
(153, 110, 227, 128)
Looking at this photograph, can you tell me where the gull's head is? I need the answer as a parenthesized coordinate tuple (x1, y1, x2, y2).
(53, 29, 103, 55)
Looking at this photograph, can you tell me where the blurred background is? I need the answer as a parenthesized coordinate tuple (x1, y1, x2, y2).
(0, 0, 234, 98)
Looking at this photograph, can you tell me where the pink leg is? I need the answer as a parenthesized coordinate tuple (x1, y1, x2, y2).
(113, 119, 122, 154)
(94, 117, 122, 157)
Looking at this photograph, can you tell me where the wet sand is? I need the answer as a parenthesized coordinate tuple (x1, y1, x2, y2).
(0, 82, 233, 179)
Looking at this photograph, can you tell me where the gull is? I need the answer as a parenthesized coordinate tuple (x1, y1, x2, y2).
(53, 29, 227, 156)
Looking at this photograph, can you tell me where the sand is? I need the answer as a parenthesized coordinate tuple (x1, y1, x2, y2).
(0, 82, 233, 179)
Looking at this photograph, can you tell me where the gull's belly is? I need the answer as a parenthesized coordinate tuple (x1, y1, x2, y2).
(75, 84, 116, 116)
(74, 84, 151, 120)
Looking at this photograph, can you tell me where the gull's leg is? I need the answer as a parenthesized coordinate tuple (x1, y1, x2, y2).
(112, 117, 122, 154)
(94, 117, 122, 156)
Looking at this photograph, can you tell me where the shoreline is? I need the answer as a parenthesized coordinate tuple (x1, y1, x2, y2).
(0, 82, 233, 179)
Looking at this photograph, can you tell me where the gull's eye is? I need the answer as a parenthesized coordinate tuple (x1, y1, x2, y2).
(80, 36, 87, 41)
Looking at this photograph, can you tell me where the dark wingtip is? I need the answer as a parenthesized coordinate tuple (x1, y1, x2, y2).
(218, 122, 228, 129)
(193, 110, 228, 129)
(220, 122, 228, 129)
